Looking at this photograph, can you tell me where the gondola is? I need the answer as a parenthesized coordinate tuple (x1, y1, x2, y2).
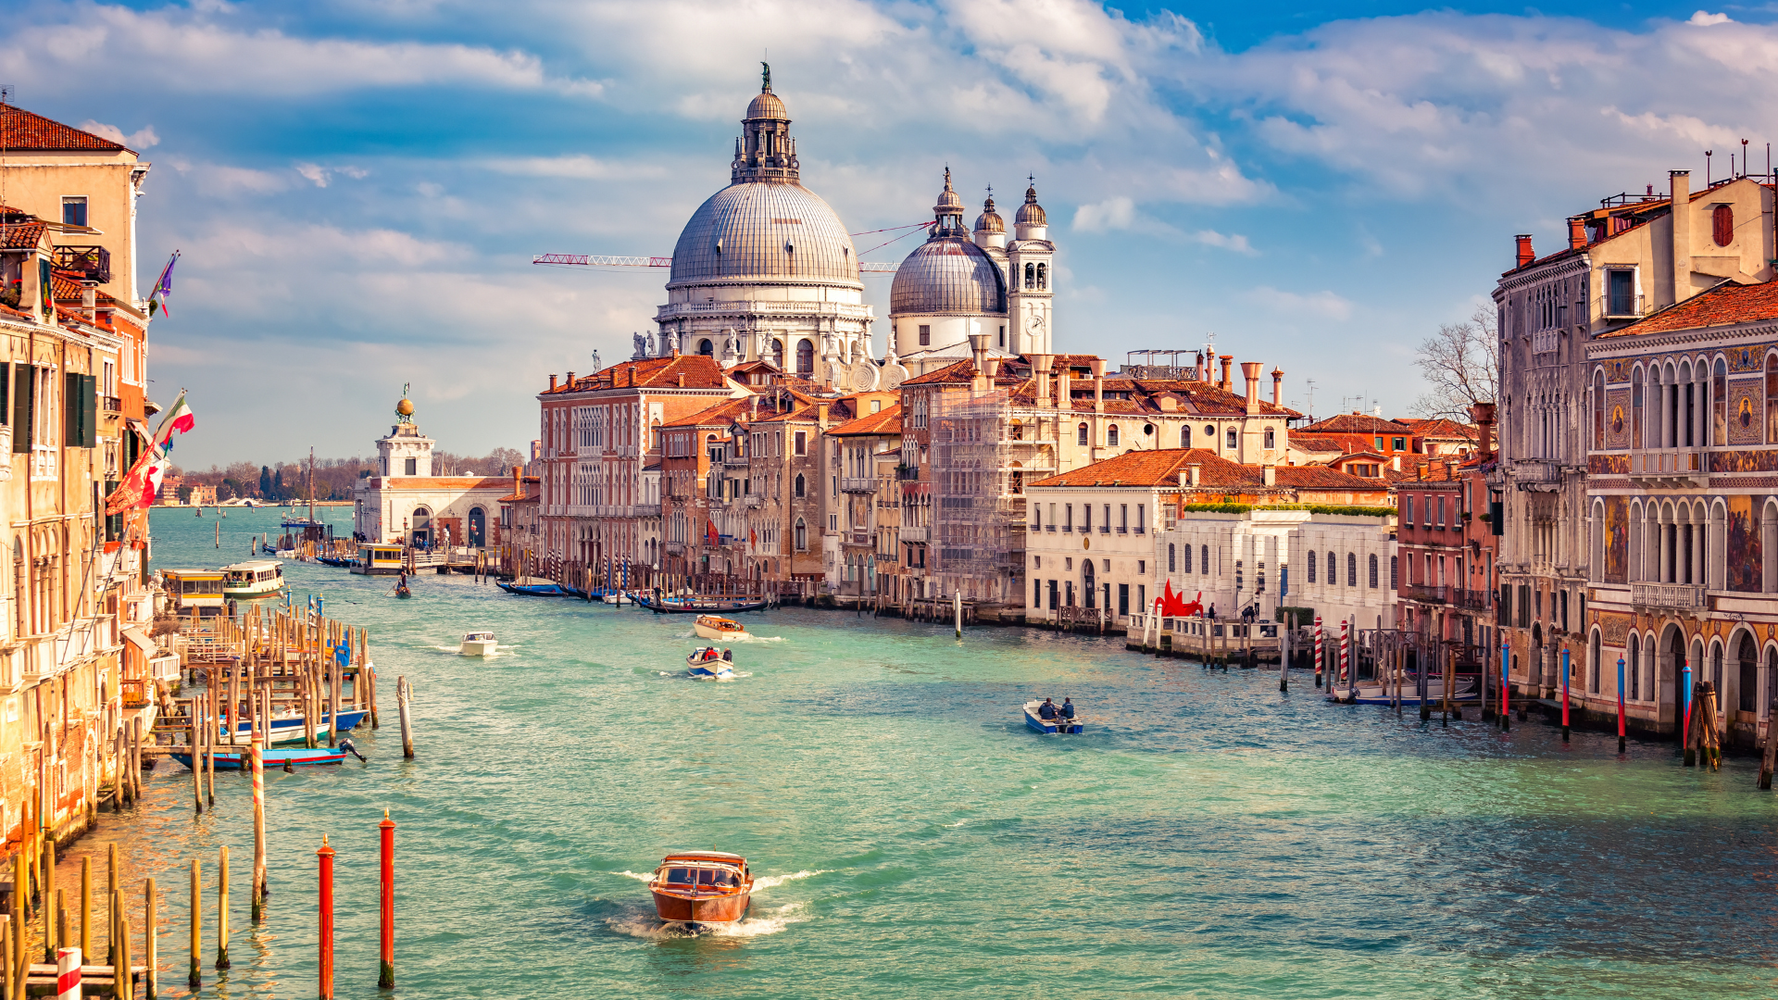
(394, 583, 412, 599)
(171, 746, 351, 770)
(316, 555, 354, 568)
(635, 594, 768, 614)
(498, 581, 566, 597)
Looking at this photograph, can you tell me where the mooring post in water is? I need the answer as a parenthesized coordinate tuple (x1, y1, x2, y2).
(215, 846, 229, 970)
(317, 836, 335, 1000)
(41, 840, 54, 962)
(1616, 656, 1627, 753)
(1313, 616, 1323, 687)
(54, 945, 79, 1000)
(397, 677, 414, 759)
(189, 701, 202, 815)
(378, 810, 395, 990)
(187, 860, 199, 989)
(251, 739, 266, 923)
(144, 878, 157, 1000)
(954, 591, 962, 640)
(55, 891, 65, 961)
(1560, 648, 1571, 743)
(1280, 614, 1291, 693)
(10, 856, 24, 984)
(116, 917, 130, 1000)
(1501, 640, 1510, 732)
(79, 859, 90, 963)
(1682, 656, 1696, 767)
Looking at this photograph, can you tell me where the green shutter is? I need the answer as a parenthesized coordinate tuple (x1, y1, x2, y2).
(0, 362, 8, 426)
(63, 371, 78, 446)
(12, 364, 33, 452)
(80, 374, 96, 448)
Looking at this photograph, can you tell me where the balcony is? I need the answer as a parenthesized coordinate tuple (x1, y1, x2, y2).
(1628, 448, 1706, 486)
(101, 395, 121, 415)
(1632, 582, 1708, 611)
(841, 477, 878, 494)
(900, 526, 928, 543)
(743, 493, 764, 508)
(1402, 584, 1448, 605)
(1512, 459, 1564, 485)
(665, 541, 686, 556)
(52, 245, 111, 284)
(630, 505, 659, 518)
(1604, 292, 1646, 321)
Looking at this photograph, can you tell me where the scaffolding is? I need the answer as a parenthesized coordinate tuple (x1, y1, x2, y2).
(930, 386, 1019, 604)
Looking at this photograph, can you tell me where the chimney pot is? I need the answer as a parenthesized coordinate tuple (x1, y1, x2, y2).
(1262, 463, 1276, 487)
(1514, 233, 1534, 268)
(1567, 217, 1587, 250)
(1088, 358, 1107, 378)
(1241, 362, 1263, 416)
(548, 374, 558, 391)
(1189, 463, 1202, 487)
(1270, 367, 1284, 407)
(1218, 355, 1234, 392)
(1471, 401, 1497, 459)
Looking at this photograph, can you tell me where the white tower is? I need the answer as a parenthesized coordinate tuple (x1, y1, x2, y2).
(1006, 179, 1054, 356)
(376, 391, 434, 478)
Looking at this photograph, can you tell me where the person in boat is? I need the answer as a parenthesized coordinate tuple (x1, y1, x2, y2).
(1060, 698, 1075, 720)
(722, 648, 733, 662)
(1038, 698, 1057, 720)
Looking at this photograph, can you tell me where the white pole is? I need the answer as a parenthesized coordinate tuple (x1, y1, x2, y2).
(954, 591, 962, 639)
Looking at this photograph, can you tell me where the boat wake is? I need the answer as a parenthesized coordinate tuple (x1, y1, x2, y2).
(733, 635, 784, 643)
(752, 869, 830, 890)
(605, 903, 806, 940)
(612, 870, 656, 882)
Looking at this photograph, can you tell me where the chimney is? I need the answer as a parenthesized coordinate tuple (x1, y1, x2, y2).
(1262, 464, 1275, 487)
(1471, 401, 1497, 459)
(1241, 362, 1262, 415)
(1670, 169, 1692, 306)
(1030, 354, 1054, 406)
(1194, 350, 1206, 381)
(1189, 463, 1202, 487)
(81, 285, 96, 323)
(983, 357, 1001, 379)
(1271, 367, 1283, 406)
(512, 464, 524, 499)
(1392, 455, 1401, 472)
(1218, 355, 1233, 391)
(1178, 470, 1189, 488)
(1515, 234, 1534, 268)
(817, 401, 830, 429)
(1057, 365, 1072, 411)
(1090, 357, 1106, 413)
(678, 373, 686, 388)
(1567, 217, 1587, 250)
(969, 332, 991, 391)
(548, 374, 558, 391)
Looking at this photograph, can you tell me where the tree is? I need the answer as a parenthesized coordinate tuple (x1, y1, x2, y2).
(1410, 305, 1498, 421)
(259, 465, 273, 498)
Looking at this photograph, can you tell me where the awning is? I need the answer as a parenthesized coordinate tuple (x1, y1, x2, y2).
(122, 626, 156, 655)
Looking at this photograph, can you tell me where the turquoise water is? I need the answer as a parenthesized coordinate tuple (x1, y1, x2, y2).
(79, 508, 1778, 997)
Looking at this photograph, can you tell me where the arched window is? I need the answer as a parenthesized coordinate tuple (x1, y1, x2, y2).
(1326, 551, 1336, 583)
(1593, 369, 1605, 449)
(1077, 423, 1089, 446)
(794, 474, 805, 498)
(1712, 641, 1725, 696)
(771, 339, 785, 368)
(1168, 543, 1176, 572)
(1107, 425, 1119, 447)
(1628, 632, 1641, 700)
(1368, 553, 1379, 588)
(1738, 632, 1758, 712)
(1200, 545, 1209, 574)
(1024, 263, 1035, 289)
(1180, 426, 1192, 448)
(1183, 545, 1193, 573)
(1036, 263, 1047, 290)
(1713, 357, 1728, 445)
(1307, 551, 1317, 583)
(1082, 558, 1096, 608)
(697, 338, 713, 356)
(1226, 429, 1237, 450)
(1390, 555, 1398, 589)
(1346, 552, 1357, 586)
(794, 518, 807, 551)
(1713, 203, 1734, 247)
(467, 507, 486, 547)
(796, 339, 815, 374)
(1767, 354, 1778, 444)
(1590, 629, 1602, 693)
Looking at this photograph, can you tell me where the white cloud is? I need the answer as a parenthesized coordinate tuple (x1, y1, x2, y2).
(1192, 230, 1256, 255)
(1689, 12, 1732, 27)
(295, 163, 330, 188)
(77, 120, 159, 148)
(1073, 196, 1133, 231)
(1244, 286, 1354, 321)
(480, 155, 665, 180)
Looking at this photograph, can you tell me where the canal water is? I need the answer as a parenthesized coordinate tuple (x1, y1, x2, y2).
(72, 507, 1778, 997)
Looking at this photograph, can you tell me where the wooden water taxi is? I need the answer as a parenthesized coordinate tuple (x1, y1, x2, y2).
(1024, 700, 1083, 734)
(693, 615, 751, 641)
(686, 647, 735, 680)
(222, 559, 285, 599)
(649, 852, 753, 927)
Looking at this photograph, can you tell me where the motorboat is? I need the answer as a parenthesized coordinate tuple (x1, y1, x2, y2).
(1024, 700, 1083, 734)
(686, 647, 735, 680)
(460, 632, 498, 656)
(171, 746, 351, 770)
(216, 708, 369, 746)
(602, 590, 635, 606)
(649, 852, 754, 927)
(222, 559, 285, 599)
(693, 615, 751, 641)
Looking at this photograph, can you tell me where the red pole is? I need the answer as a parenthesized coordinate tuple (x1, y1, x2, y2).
(318, 835, 335, 1000)
(378, 810, 395, 990)
(1616, 656, 1627, 753)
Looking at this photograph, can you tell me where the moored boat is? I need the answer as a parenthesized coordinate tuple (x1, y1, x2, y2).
(1024, 700, 1083, 734)
(686, 647, 735, 680)
(460, 631, 498, 656)
(220, 708, 369, 745)
(1342, 674, 1479, 706)
(171, 746, 351, 770)
(649, 852, 753, 927)
(636, 594, 769, 614)
(498, 581, 566, 597)
(693, 615, 751, 641)
(222, 559, 285, 599)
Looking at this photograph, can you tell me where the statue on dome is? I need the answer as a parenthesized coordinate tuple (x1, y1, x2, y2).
(395, 383, 415, 424)
(762, 61, 771, 91)
(632, 331, 648, 360)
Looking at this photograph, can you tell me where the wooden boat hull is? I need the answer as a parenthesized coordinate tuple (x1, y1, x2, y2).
(1023, 702, 1082, 734)
(693, 622, 751, 641)
(172, 747, 348, 770)
(637, 596, 768, 614)
(650, 890, 751, 925)
(498, 582, 565, 597)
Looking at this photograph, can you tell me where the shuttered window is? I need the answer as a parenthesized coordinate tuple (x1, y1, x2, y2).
(11, 364, 34, 452)
(63, 372, 96, 448)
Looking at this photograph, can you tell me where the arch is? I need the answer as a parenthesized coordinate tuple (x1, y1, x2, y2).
(794, 473, 806, 498)
(467, 507, 486, 547)
(1346, 552, 1357, 587)
(1107, 424, 1119, 447)
(1183, 543, 1193, 573)
(1627, 631, 1642, 701)
(1077, 423, 1089, 446)
(410, 505, 433, 548)
(1368, 553, 1379, 589)
(796, 338, 815, 374)
(1589, 627, 1602, 694)
(1008, 418, 1023, 441)
(1036, 263, 1047, 290)
(1735, 629, 1759, 713)
(794, 518, 807, 551)
(1226, 428, 1238, 450)
(1082, 557, 1096, 608)
(697, 338, 714, 356)
(1593, 368, 1605, 449)
(1180, 426, 1192, 448)
(771, 338, 785, 368)
(1326, 550, 1336, 584)
(1766, 643, 1778, 720)
(1024, 262, 1035, 289)
(1307, 550, 1317, 583)
(1713, 356, 1729, 445)
(1201, 545, 1209, 575)
(1710, 638, 1726, 712)
(1168, 543, 1176, 573)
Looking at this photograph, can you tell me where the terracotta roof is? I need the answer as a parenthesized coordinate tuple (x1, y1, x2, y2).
(903, 358, 980, 385)
(498, 491, 539, 503)
(828, 404, 902, 436)
(1299, 412, 1414, 435)
(371, 476, 509, 491)
(1028, 449, 1250, 488)
(0, 222, 46, 250)
(1397, 418, 1476, 439)
(547, 354, 730, 393)
(663, 397, 755, 428)
(0, 106, 129, 152)
(1601, 279, 1778, 337)
(1290, 437, 1345, 453)
(1274, 465, 1385, 489)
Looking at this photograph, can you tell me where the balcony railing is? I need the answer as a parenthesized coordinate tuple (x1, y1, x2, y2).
(1631, 582, 1708, 610)
(743, 493, 764, 508)
(1628, 448, 1705, 481)
(665, 541, 686, 556)
(841, 477, 878, 494)
(101, 395, 121, 414)
(900, 526, 928, 543)
(1513, 460, 1563, 484)
(52, 246, 111, 284)
(1402, 584, 1448, 604)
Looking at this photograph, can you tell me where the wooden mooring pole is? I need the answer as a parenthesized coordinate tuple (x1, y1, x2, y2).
(215, 846, 230, 969)
(397, 677, 414, 759)
(186, 860, 199, 989)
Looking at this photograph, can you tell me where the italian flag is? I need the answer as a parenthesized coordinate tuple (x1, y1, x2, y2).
(106, 446, 169, 514)
(153, 391, 194, 452)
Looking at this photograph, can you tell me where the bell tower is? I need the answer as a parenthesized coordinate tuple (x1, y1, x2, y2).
(1006, 178, 1054, 356)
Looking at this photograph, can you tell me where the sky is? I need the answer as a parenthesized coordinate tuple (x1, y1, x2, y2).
(3, 0, 1777, 467)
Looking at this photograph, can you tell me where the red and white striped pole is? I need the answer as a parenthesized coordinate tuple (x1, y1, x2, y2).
(1314, 617, 1324, 687)
(318, 835, 335, 1000)
(251, 735, 267, 922)
(1339, 619, 1351, 696)
(56, 945, 80, 1000)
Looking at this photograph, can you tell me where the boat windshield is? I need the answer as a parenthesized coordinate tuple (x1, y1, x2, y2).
(665, 867, 694, 883)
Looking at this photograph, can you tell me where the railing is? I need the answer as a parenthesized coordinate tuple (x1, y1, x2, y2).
(743, 493, 764, 508)
(1604, 292, 1645, 320)
(101, 395, 122, 414)
(1402, 584, 1448, 604)
(1629, 448, 1704, 479)
(1631, 582, 1708, 610)
(1513, 460, 1564, 484)
(1532, 329, 1559, 355)
(628, 505, 659, 518)
(900, 526, 928, 543)
(665, 541, 686, 556)
(52, 245, 111, 284)
(841, 477, 878, 493)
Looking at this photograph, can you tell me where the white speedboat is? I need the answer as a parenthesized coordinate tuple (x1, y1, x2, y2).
(459, 631, 498, 656)
(222, 559, 285, 600)
(686, 647, 735, 680)
(602, 591, 634, 606)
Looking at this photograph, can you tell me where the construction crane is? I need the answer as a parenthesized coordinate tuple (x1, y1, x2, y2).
(532, 253, 900, 272)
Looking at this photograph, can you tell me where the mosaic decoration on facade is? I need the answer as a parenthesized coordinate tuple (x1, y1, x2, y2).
(1727, 494, 1763, 593)
(1607, 359, 1630, 384)
(1605, 388, 1631, 449)
(1728, 378, 1764, 445)
(1604, 495, 1628, 584)
(1728, 345, 1766, 373)
(1598, 612, 1632, 647)
(1710, 449, 1778, 473)
(1589, 454, 1629, 475)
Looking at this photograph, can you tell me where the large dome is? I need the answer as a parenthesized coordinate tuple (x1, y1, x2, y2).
(890, 236, 1006, 315)
(669, 181, 861, 287)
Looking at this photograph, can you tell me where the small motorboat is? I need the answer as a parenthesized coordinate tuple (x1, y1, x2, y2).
(649, 852, 754, 928)
(686, 647, 735, 680)
(602, 591, 635, 606)
(460, 631, 498, 656)
(171, 746, 352, 770)
(693, 615, 751, 641)
(498, 581, 566, 597)
(1024, 700, 1083, 734)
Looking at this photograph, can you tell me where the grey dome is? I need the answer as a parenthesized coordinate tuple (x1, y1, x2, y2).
(670, 181, 861, 287)
(890, 236, 1006, 315)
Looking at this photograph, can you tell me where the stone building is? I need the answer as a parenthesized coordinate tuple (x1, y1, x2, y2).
(824, 402, 902, 597)
(352, 396, 508, 549)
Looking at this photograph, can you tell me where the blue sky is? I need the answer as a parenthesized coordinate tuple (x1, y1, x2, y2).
(3, 0, 1775, 466)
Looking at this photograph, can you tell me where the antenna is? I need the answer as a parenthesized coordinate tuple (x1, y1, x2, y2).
(1305, 378, 1316, 421)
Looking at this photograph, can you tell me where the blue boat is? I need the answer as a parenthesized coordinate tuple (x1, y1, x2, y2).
(218, 709, 368, 745)
(1023, 701, 1083, 734)
(171, 746, 350, 770)
(499, 581, 566, 597)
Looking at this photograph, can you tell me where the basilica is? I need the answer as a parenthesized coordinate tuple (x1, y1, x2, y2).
(636, 69, 1057, 380)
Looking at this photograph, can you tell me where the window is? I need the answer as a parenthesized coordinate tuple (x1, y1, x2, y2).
(794, 519, 807, 551)
(1107, 425, 1119, 447)
(1713, 357, 1728, 446)
(1393, 437, 1406, 451)
(1264, 428, 1275, 449)
(1024, 263, 1035, 289)
(1347, 553, 1357, 586)
(1135, 504, 1145, 534)
(1037, 263, 1047, 290)
(1183, 544, 1192, 573)
(794, 474, 805, 498)
(795, 431, 807, 456)
(61, 197, 86, 227)
(1307, 550, 1317, 583)
(1607, 269, 1636, 316)
(1404, 496, 1415, 525)
(1628, 633, 1642, 700)
(1119, 504, 1128, 532)
(918, 325, 931, 346)
(1180, 426, 1191, 448)
(1226, 429, 1237, 450)
(1368, 554, 1379, 588)
(1713, 204, 1734, 247)
(1391, 555, 1398, 589)
(1201, 545, 1209, 574)
(1168, 543, 1176, 572)
(697, 338, 713, 356)
(1437, 496, 1446, 528)
(1077, 423, 1089, 446)
(1083, 506, 1092, 532)
(999, 325, 1006, 348)
(404, 458, 417, 476)
(1101, 504, 1110, 533)
(1064, 504, 1073, 531)
(796, 339, 814, 374)
(1326, 551, 1336, 583)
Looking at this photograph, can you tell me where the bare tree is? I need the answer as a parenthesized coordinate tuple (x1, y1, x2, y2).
(1410, 305, 1498, 421)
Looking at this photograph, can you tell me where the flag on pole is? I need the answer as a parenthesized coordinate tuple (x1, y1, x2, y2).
(152, 390, 194, 453)
(105, 445, 169, 514)
(147, 251, 179, 317)
(706, 520, 719, 547)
